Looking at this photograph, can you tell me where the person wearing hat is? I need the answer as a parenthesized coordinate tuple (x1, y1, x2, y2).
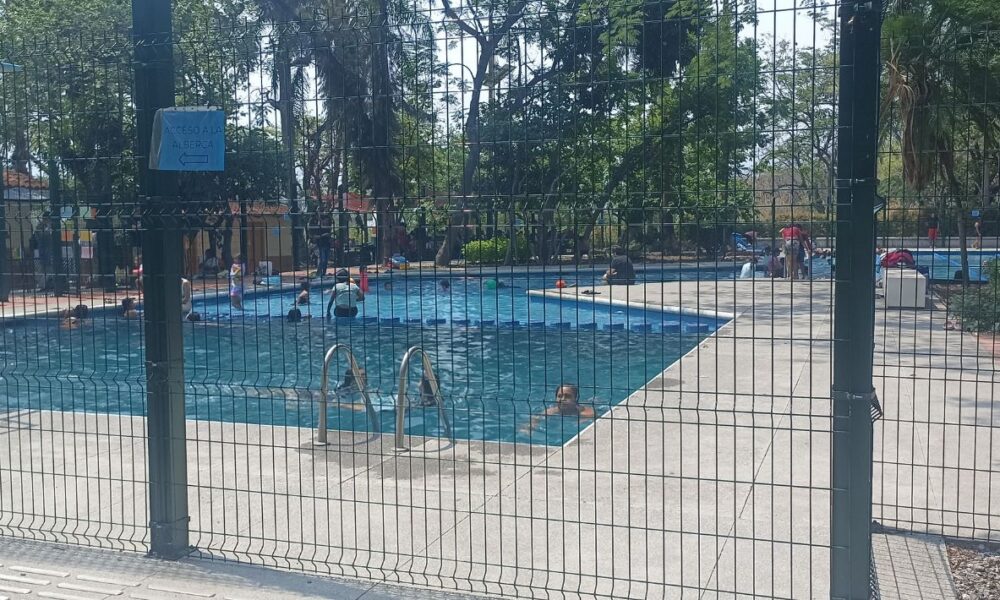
(326, 268, 365, 318)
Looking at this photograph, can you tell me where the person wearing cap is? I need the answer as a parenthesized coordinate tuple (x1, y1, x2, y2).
(326, 268, 365, 318)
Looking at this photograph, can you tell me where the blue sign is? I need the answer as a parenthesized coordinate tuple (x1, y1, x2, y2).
(972, 209, 982, 218)
(150, 107, 225, 171)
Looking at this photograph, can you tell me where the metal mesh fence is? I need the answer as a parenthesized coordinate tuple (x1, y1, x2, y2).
(873, 25, 1000, 543)
(0, 0, 897, 597)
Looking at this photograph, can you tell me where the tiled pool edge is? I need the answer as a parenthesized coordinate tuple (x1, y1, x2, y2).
(526, 288, 738, 321)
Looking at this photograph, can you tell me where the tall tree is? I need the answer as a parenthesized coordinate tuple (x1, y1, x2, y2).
(882, 0, 1000, 283)
(433, 0, 529, 265)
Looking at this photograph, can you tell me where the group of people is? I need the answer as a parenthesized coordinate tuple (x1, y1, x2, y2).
(739, 223, 817, 280)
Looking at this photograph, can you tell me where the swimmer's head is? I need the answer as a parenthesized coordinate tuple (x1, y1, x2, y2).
(555, 384, 579, 406)
(336, 269, 350, 283)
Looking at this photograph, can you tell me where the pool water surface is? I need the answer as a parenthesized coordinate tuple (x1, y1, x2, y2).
(0, 279, 725, 446)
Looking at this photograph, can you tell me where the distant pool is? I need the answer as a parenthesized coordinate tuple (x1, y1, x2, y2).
(0, 280, 725, 445)
(910, 250, 1000, 282)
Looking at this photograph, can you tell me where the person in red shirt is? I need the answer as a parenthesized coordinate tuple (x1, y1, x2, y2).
(779, 224, 812, 280)
(926, 213, 939, 246)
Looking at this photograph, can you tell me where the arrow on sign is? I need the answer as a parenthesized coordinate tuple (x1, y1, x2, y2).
(179, 153, 210, 166)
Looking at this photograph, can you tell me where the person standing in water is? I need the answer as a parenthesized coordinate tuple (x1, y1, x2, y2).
(326, 269, 364, 318)
(296, 280, 311, 305)
(229, 255, 245, 309)
(181, 277, 193, 317)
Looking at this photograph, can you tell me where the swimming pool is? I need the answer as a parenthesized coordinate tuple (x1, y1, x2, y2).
(910, 249, 1000, 281)
(0, 280, 725, 446)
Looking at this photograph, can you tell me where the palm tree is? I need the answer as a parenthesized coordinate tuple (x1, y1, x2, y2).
(257, 0, 404, 261)
(882, 0, 1000, 284)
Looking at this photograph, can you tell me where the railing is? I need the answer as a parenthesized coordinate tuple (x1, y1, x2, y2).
(394, 346, 452, 452)
(316, 343, 379, 445)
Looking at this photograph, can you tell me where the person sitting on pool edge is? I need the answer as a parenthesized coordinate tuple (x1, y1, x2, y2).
(326, 268, 365, 318)
(603, 246, 636, 285)
(521, 384, 596, 433)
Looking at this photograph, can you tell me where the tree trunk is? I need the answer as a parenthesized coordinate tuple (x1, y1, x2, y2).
(221, 215, 234, 268)
(369, 0, 401, 263)
(504, 205, 517, 266)
(435, 42, 498, 267)
(277, 47, 305, 269)
(957, 210, 970, 287)
(239, 198, 249, 267)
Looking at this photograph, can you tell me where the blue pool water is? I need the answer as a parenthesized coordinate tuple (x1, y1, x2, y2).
(0, 277, 725, 446)
(910, 250, 1000, 282)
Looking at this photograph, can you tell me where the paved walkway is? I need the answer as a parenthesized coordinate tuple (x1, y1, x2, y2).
(0, 277, 988, 597)
(0, 537, 477, 599)
(872, 531, 956, 599)
(0, 278, 238, 319)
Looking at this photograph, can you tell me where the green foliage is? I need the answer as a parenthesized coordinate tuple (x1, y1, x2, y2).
(954, 262, 1000, 331)
(179, 126, 287, 205)
(463, 239, 508, 263)
(0, 0, 263, 205)
(462, 236, 530, 264)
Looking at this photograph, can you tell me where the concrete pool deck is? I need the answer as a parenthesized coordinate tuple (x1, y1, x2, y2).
(0, 278, 984, 597)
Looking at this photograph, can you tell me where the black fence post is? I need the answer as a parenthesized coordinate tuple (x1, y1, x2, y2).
(832, 0, 882, 598)
(132, 0, 190, 558)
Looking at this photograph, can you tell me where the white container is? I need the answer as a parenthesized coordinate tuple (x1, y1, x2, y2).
(884, 269, 927, 308)
(257, 261, 274, 276)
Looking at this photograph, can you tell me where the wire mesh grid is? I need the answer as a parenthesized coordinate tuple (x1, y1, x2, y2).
(0, 0, 895, 597)
(873, 24, 1000, 545)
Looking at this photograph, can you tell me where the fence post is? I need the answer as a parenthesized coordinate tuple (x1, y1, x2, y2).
(132, 0, 190, 558)
(832, 0, 882, 598)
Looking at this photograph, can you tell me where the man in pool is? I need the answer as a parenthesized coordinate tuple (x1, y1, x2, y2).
(326, 268, 364, 318)
(522, 384, 596, 433)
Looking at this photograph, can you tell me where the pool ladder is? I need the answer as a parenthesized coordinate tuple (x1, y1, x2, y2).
(315, 343, 379, 445)
(314, 344, 452, 449)
(394, 346, 453, 452)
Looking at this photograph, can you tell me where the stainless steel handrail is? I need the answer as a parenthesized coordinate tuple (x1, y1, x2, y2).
(394, 346, 453, 451)
(316, 343, 378, 445)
